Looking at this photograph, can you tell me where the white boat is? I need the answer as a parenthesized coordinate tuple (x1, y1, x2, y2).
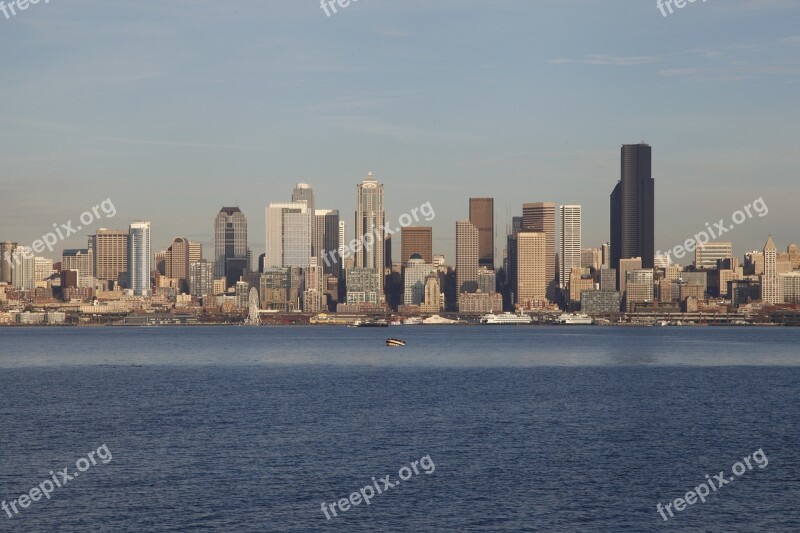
(480, 312, 533, 325)
(422, 315, 460, 325)
(556, 313, 594, 325)
(403, 317, 423, 325)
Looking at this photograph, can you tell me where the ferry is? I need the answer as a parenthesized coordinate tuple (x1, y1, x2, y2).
(556, 313, 594, 325)
(422, 315, 461, 325)
(480, 312, 533, 325)
(386, 338, 407, 347)
(403, 317, 423, 325)
(353, 319, 389, 328)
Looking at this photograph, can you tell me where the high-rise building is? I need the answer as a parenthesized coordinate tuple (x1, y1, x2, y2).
(517, 231, 547, 305)
(403, 255, 435, 306)
(522, 202, 556, 300)
(625, 269, 654, 311)
(695, 242, 733, 270)
(744, 251, 765, 276)
(581, 248, 602, 272)
(469, 198, 494, 268)
(401, 226, 433, 266)
(353, 172, 385, 296)
(165, 237, 195, 293)
(189, 260, 214, 298)
(610, 143, 655, 270)
(265, 202, 312, 269)
(558, 205, 582, 290)
(292, 183, 316, 255)
(128, 221, 151, 296)
(1, 241, 17, 284)
(315, 209, 341, 277)
(93, 229, 129, 287)
(478, 267, 497, 294)
(600, 267, 617, 292)
(214, 207, 249, 287)
(455, 220, 479, 299)
(11, 249, 35, 290)
(780, 272, 800, 304)
(34, 257, 53, 283)
(601, 242, 611, 269)
(762, 236, 780, 304)
(618, 257, 643, 298)
(62, 249, 94, 288)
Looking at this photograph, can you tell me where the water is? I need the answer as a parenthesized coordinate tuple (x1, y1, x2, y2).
(1, 326, 799, 531)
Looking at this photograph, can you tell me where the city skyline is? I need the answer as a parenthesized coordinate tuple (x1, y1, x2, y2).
(1, 2, 797, 263)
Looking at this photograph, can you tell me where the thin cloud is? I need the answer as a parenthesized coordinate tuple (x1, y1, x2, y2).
(90, 136, 261, 151)
(548, 55, 662, 66)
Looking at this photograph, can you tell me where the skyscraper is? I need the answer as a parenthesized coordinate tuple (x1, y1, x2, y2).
(469, 198, 494, 268)
(401, 226, 433, 265)
(762, 235, 780, 304)
(165, 237, 201, 293)
(517, 231, 547, 304)
(694, 242, 733, 270)
(214, 207, 249, 287)
(354, 172, 385, 296)
(128, 221, 151, 296)
(610, 143, 655, 270)
(456, 220, 479, 299)
(93, 229, 129, 287)
(292, 183, 316, 256)
(62, 249, 94, 288)
(265, 202, 312, 268)
(0, 241, 17, 284)
(315, 209, 341, 277)
(558, 205, 582, 291)
(522, 202, 556, 301)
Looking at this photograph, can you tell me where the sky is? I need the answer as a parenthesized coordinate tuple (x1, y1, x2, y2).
(1, 0, 799, 265)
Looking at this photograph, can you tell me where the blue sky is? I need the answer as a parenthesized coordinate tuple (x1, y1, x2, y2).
(1, 0, 798, 264)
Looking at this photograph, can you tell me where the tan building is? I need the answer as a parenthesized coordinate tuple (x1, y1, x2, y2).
(93, 229, 129, 285)
(420, 273, 442, 313)
(569, 268, 594, 309)
(618, 257, 642, 298)
(458, 291, 503, 314)
(625, 269, 654, 312)
(456, 220, 479, 300)
(679, 283, 705, 302)
(694, 242, 733, 270)
(658, 278, 673, 303)
(517, 231, 547, 305)
(762, 236, 780, 304)
(780, 272, 800, 303)
(522, 202, 556, 300)
(401, 227, 433, 265)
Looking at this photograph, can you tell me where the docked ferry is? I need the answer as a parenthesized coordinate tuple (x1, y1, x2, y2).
(479, 312, 533, 325)
(556, 313, 594, 325)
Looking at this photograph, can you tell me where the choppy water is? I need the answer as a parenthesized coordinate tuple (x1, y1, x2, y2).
(1, 326, 799, 531)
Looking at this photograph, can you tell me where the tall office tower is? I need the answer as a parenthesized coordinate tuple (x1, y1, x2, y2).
(456, 220, 479, 299)
(93, 229, 129, 287)
(34, 257, 53, 282)
(517, 231, 547, 304)
(189, 260, 214, 298)
(354, 172, 385, 295)
(404, 254, 435, 306)
(62, 249, 94, 288)
(601, 242, 611, 269)
(610, 143, 655, 270)
(469, 198, 494, 268)
(303, 259, 324, 313)
(788, 244, 800, 269)
(265, 202, 312, 269)
(165, 237, 197, 293)
(1, 241, 17, 283)
(401, 226, 433, 265)
(315, 209, 341, 277)
(522, 202, 556, 300)
(695, 242, 733, 270)
(558, 205, 582, 290)
(292, 183, 316, 255)
(189, 242, 202, 264)
(505, 216, 523, 303)
(128, 222, 151, 296)
(11, 250, 35, 290)
(762, 236, 780, 304)
(214, 207, 249, 287)
(618, 257, 643, 298)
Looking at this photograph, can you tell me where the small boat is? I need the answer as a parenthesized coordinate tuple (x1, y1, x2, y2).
(386, 338, 406, 347)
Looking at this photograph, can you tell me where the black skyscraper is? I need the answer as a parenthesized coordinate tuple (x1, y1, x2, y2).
(610, 143, 654, 270)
